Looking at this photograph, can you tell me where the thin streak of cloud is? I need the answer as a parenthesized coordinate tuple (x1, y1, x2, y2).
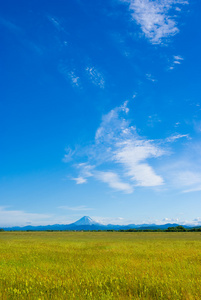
(165, 134, 189, 143)
(182, 186, 201, 193)
(0, 17, 23, 34)
(47, 15, 66, 32)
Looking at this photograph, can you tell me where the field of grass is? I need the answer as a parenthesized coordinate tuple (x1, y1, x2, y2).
(0, 232, 201, 299)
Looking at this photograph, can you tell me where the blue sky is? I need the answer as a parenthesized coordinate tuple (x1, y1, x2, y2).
(1, 0, 201, 227)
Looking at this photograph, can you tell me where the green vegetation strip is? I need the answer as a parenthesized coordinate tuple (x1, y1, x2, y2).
(0, 232, 201, 299)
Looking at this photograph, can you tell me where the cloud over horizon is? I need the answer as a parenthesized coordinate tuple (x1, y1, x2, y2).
(0, 207, 51, 227)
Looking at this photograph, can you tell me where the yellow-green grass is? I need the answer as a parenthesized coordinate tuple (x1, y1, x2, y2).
(0, 232, 201, 299)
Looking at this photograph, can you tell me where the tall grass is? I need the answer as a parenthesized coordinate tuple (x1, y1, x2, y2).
(0, 232, 201, 299)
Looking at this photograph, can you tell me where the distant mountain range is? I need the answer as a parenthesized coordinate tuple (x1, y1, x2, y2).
(1, 216, 196, 231)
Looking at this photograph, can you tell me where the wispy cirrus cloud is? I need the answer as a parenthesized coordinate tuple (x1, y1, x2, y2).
(63, 147, 76, 162)
(93, 102, 165, 189)
(183, 185, 201, 194)
(47, 16, 65, 32)
(122, 0, 188, 44)
(67, 71, 80, 87)
(58, 64, 80, 87)
(64, 101, 171, 193)
(86, 66, 105, 88)
(169, 55, 184, 69)
(0, 17, 43, 55)
(178, 171, 201, 193)
(160, 146, 201, 194)
(146, 73, 157, 82)
(0, 17, 23, 34)
(64, 101, 192, 193)
(165, 133, 189, 143)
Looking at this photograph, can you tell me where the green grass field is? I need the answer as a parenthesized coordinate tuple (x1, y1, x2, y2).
(0, 232, 201, 299)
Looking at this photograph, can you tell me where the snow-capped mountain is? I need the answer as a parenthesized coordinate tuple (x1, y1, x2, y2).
(73, 216, 100, 226)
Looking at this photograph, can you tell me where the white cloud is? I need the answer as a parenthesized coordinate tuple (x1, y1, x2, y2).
(146, 73, 157, 82)
(95, 171, 133, 193)
(68, 71, 80, 87)
(72, 177, 87, 184)
(114, 140, 164, 186)
(156, 217, 201, 226)
(58, 64, 80, 87)
(165, 134, 189, 143)
(94, 102, 165, 188)
(86, 66, 105, 88)
(174, 55, 184, 61)
(67, 101, 166, 192)
(162, 217, 179, 223)
(162, 154, 201, 193)
(0, 207, 51, 227)
(88, 216, 201, 226)
(70, 164, 95, 184)
(58, 205, 94, 211)
(175, 171, 201, 193)
(175, 122, 180, 127)
(147, 114, 161, 127)
(122, 0, 188, 44)
(183, 186, 201, 193)
(194, 217, 201, 222)
(77, 163, 94, 178)
(63, 147, 75, 162)
(169, 55, 184, 69)
(66, 102, 195, 194)
(91, 216, 126, 225)
(120, 100, 130, 113)
(47, 16, 66, 32)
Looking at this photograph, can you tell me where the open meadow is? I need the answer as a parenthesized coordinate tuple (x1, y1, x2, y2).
(0, 231, 201, 299)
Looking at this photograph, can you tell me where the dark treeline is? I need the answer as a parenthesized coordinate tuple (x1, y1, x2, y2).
(118, 226, 201, 232)
(104, 226, 201, 232)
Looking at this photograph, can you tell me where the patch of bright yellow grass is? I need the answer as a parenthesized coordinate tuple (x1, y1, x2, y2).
(0, 232, 201, 299)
